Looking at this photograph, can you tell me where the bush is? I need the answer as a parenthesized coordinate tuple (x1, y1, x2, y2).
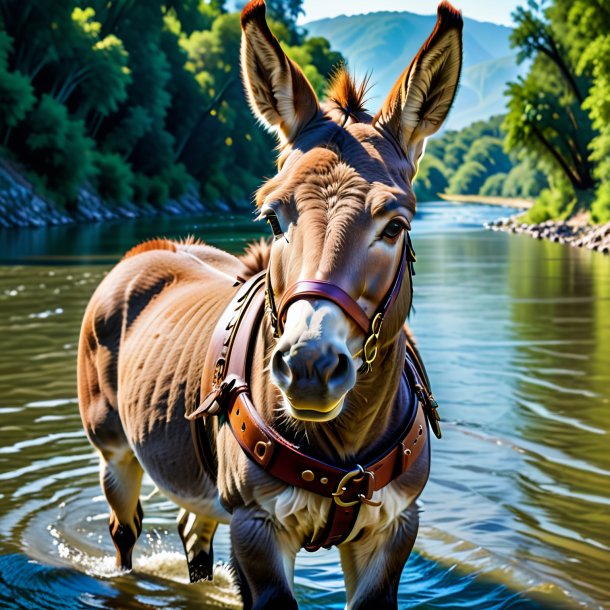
(502, 160, 549, 198)
(147, 176, 169, 207)
(23, 95, 93, 205)
(448, 161, 488, 194)
(161, 163, 191, 200)
(443, 141, 469, 170)
(591, 190, 610, 223)
(464, 136, 511, 174)
(524, 175, 577, 223)
(91, 152, 134, 205)
(480, 173, 507, 196)
(0, 32, 36, 132)
(414, 155, 449, 201)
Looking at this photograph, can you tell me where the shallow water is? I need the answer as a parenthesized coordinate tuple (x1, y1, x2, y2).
(0, 202, 609, 609)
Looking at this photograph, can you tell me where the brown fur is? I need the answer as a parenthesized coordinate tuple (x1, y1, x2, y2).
(239, 237, 272, 277)
(327, 67, 372, 120)
(123, 238, 177, 259)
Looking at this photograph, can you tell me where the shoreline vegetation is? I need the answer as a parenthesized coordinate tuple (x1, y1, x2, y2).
(1, 1, 609, 254)
(0, 160, 236, 229)
(0, 1, 343, 222)
(2, 158, 609, 256)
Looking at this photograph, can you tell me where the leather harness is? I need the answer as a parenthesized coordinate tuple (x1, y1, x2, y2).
(187, 233, 441, 551)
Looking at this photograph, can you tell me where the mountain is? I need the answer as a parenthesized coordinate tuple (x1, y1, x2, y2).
(305, 11, 526, 130)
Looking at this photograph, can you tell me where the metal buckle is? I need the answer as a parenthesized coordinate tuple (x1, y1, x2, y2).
(212, 358, 226, 387)
(331, 465, 382, 508)
(415, 383, 442, 439)
(360, 313, 384, 374)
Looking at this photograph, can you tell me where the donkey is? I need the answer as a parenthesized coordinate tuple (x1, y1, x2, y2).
(77, 1, 462, 607)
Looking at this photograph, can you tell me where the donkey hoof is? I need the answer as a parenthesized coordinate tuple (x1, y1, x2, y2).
(187, 550, 214, 583)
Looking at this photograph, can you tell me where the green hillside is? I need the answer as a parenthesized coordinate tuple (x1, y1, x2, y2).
(305, 12, 526, 129)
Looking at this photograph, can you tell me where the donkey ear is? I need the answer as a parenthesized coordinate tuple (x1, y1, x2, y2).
(241, 0, 320, 145)
(374, 1, 463, 176)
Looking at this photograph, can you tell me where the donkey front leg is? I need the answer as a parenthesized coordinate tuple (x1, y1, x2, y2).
(230, 506, 299, 610)
(177, 508, 218, 582)
(339, 504, 419, 610)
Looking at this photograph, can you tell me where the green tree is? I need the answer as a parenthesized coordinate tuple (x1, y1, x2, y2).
(504, 0, 609, 221)
(0, 32, 35, 140)
(0, 0, 343, 213)
(480, 173, 507, 197)
(20, 95, 93, 206)
(464, 136, 511, 175)
(414, 156, 448, 202)
(448, 161, 488, 195)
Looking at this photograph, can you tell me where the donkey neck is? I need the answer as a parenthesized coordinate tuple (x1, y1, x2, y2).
(250, 318, 409, 464)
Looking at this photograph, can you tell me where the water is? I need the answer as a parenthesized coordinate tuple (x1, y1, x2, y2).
(0, 201, 609, 609)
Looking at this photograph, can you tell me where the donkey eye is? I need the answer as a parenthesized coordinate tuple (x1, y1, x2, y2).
(264, 211, 284, 239)
(382, 219, 405, 240)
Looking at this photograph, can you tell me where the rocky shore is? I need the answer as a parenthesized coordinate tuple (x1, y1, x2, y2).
(486, 216, 610, 254)
(0, 162, 237, 230)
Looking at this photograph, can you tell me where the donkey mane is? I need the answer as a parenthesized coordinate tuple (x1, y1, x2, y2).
(326, 67, 372, 120)
(122, 236, 203, 260)
(238, 237, 272, 277)
(122, 235, 271, 279)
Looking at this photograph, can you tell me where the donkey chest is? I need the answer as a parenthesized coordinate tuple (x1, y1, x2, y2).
(230, 460, 417, 548)
(249, 474, 418, 546)
(218, 427, 428, 546)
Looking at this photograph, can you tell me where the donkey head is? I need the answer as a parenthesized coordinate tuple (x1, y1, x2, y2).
(241, 0, 462, 421)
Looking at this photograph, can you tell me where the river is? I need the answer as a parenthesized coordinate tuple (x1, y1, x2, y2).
(0, 201, 608, 609)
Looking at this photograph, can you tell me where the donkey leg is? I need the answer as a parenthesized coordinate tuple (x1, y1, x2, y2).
(339, 504, 419, 610)
(100, 451, 144, 570)
(231, 551, 253, 610)
(230, 506, 298, 610)
(177, 508, 218, 582)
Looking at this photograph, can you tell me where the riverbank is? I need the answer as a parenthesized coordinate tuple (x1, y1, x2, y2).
(486, 215, 610, 254)
(439, 193, 534, 209)
(0, 161, 237, 229)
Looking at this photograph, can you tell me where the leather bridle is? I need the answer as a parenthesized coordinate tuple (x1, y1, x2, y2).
(264, 231, 417, 373)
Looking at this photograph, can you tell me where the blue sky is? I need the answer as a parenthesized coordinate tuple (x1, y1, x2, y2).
(298, 0, 523, 26)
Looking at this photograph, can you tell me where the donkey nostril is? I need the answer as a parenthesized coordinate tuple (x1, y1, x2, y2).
(271, 349, 292, 386)
(330, 353, 350, 385)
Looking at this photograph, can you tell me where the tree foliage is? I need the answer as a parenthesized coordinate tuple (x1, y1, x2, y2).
(413, 115, 548, 202)
(504, 0, 610, 222)
(0, 0, 342, 211)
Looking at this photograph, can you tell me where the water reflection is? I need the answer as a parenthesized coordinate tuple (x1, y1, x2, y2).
(506, 238, 610, 603)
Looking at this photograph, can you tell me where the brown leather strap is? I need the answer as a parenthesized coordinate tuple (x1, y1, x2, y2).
(189, 272, 266, 421)
(225, 382, 428, 550)
(277, 280, 370, 334)
(225, 382, 427, 485)
(222, 349, 429, 549)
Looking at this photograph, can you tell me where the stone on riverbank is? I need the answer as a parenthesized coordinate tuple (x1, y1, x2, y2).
(485, 216, 610, 254)
(0, 161, 241, 229)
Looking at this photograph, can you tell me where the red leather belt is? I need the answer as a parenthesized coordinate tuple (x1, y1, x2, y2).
(187, 271, 441, 550)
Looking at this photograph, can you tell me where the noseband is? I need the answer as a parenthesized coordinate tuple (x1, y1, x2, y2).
(265, 232, 416, 373)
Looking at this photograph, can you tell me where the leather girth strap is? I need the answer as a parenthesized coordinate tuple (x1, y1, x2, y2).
(188, 271, 440, 551)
